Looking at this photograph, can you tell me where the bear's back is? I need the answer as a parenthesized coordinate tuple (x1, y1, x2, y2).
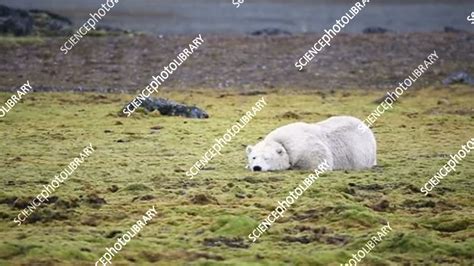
(313, 116, 364, 135)
(265, 122, 316, 141)
(266, 116, 365, 140)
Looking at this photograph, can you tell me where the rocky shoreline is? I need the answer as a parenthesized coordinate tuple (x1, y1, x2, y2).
(0, 4, 130, 37)
(1, 32, 473, 92)
(0, 5, 473, 93)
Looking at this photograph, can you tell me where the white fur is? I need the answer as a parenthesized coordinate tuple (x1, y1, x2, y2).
(246, 116, 377, 171)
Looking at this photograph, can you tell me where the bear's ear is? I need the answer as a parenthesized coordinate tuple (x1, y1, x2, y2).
(246, 145, 253, 155)
(276, 147, 283, 155)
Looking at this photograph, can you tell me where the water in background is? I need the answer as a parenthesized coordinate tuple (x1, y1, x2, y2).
(0, 0, 472, 34)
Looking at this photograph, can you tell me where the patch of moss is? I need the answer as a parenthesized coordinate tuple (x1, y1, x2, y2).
(210, 215, 258, 237)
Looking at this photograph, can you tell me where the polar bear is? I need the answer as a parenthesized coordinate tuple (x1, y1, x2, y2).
(246, 116, 376, 171)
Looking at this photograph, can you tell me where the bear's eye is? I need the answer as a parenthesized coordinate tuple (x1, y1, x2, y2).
(252, 157, 256, 160)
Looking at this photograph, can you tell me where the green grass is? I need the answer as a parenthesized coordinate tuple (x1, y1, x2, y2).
(0, 36, 45, 48)
(0, 87, 473, 265)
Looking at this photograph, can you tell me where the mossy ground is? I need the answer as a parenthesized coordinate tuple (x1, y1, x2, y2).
(0, 87, 473, 265)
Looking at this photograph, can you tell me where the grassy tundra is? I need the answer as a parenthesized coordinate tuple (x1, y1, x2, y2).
(0, 87, 473, 265)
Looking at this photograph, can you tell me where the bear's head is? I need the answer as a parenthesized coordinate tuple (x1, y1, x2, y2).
(246, 140, 290, 171)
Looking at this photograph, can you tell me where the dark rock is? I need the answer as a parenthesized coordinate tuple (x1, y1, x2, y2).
(136, 97, 209, 119)
(0, 5, 34, 36)
(250, 28, 291, 36)
(29, 8, 72, 35)
(443, 26, 466, 33)
(29, 9, 71, 25)
(0, 5, 128, 36)
(362, 27, 391, 34)
(442, 71, 474, 85)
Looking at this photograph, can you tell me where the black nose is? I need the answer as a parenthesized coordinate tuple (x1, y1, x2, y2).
(253, 166, 262, 171)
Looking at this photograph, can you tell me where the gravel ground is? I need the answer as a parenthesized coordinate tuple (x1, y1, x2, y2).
(0, 32, 473, 93)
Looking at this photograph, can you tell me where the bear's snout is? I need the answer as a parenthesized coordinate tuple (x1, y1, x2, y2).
(253, 166, 262, 171)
